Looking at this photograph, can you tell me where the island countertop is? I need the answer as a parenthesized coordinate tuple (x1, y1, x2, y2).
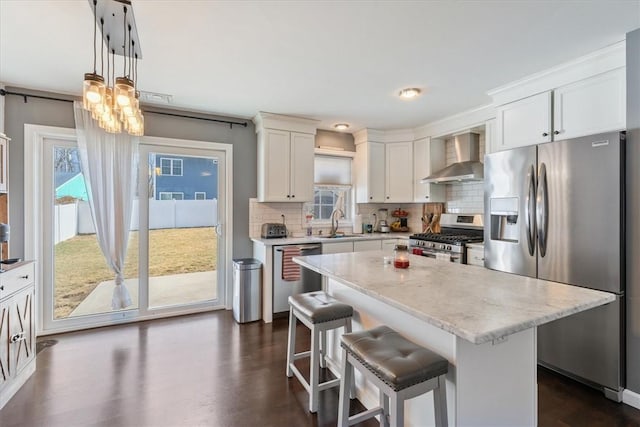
(293, 251, 615, 344)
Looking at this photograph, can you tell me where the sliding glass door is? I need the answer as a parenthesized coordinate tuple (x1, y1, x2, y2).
(38, 132, 228, 333)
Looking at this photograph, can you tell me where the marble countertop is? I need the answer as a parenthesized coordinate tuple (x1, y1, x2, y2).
(251, 233, 411, 246)
(293, 251, 615, 344)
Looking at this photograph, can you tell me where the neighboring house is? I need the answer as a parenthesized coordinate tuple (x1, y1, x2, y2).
(152, 154, 218, 200)
(55, 171, 88, 201)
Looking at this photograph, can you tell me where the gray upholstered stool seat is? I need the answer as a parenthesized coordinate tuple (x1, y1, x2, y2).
(286, 291, 354, 413)
(341, 325, 448, 391)
(338, 325, 449, 427)
(288, 291, 353, 324)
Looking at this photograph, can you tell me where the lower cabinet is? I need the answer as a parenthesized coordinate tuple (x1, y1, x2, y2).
(0, 261, 36, 410)
(353, 240, 382, 252)
(322, 241, 354, 254)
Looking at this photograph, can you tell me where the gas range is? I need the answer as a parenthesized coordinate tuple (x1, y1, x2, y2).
(409, 214, 484, 263)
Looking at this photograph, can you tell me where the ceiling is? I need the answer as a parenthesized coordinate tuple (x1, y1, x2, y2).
(1, 1, 639, 131)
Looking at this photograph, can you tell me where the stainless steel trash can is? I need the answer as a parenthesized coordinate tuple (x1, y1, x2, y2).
(232, 258, 262, 323)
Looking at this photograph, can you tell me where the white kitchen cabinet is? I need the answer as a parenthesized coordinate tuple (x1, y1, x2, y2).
(355, 141, 414, 204)
(355, 141, 385, 203)
(484, 118, 498, 154)
(0, 261, 36, 410)
(0, 134, 8, 193)
(385, 142, 413, 203)
(413, 138, 445, 202)
(466, 243, 485, 267)
(382, 239, 399, 252)
(494, 69, 626, 151)
(353, 239, 382, 252)
(553, 68, 626, 140)
(496, 91, 552, 150)
(322, 241, 353, 254)
(257, 129, 314, 202)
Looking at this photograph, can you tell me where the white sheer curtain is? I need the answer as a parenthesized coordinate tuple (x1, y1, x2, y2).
(74, 102, 139, 310)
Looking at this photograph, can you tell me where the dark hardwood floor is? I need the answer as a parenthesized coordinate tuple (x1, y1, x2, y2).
(1, 311, 639, 426)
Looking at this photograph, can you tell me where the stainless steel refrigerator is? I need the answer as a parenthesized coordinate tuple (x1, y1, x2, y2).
(484, 131, 625, 401)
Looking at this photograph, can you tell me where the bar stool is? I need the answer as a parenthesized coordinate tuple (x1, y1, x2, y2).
(337, 325, 449, 427)
(286, 291, 354, 413)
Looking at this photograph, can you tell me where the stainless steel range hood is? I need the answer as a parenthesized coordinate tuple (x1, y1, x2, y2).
(421, 132, 484, 183)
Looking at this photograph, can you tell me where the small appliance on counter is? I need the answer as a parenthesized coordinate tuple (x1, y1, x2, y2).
(261, 223, 287, 239)
(377, 208, 390, 233)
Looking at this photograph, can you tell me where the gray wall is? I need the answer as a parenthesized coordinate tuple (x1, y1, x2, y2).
(4, 87, 256, 261)
(626, 28, 640, 394)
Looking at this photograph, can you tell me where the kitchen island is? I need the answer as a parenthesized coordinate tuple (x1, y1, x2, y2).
(293, 251, 615, 426)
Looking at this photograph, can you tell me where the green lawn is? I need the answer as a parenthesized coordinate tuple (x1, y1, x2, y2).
(54, 227, 217, 318)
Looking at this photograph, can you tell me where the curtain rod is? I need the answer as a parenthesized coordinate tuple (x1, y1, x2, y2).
(0, 89, 249, 129)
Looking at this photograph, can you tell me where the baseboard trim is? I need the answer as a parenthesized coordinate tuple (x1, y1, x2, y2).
(623, 389, 640, 409)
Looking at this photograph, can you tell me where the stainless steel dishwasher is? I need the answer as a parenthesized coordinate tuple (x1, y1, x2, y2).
(273, 244, 322, 315)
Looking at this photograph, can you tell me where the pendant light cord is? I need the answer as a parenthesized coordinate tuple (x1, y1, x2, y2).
(92, 0, 97, 73)
(122, 6, 128, 76)
(100, 18, 104, 76)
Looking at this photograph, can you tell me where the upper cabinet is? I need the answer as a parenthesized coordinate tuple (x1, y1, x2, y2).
(489, 42, 626, 152)
(495, 69, 625, 150)
(354, 129, 415, 204)
(412, 137, 445, 203)
(355, 141, 385, 203)
(552, 67, 625, 140)
(495, 91, 552, 150)
(384, 142, 413, 203)
(254, 112, 318, 202)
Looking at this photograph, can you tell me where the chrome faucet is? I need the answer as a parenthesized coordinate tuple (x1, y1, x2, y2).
(329, 208, 345, 236)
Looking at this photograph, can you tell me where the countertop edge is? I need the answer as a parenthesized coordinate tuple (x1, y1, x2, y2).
(251, 233, 411, 246)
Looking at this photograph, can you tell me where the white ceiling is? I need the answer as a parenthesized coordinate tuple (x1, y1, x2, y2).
(1, 1, 639, 131)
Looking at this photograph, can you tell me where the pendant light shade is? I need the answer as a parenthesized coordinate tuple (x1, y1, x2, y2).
(83, 73, 106, 109)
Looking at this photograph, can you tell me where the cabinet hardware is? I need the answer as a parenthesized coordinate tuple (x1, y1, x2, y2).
(291, 195, 295, 198)
(554, 130, 561, 135)
(20, 275, 30, 280)
(10, 331, 25, 343)
(386, 196, 390, 199)
(369, 196, 373, 200)
(425, 196, 429, 199)
(0, 285, 3, 291)
(542, 132, 549, 137)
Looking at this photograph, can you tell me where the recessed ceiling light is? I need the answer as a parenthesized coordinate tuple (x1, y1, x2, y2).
(334, 123, 350, 131)
(398, 88, 421, 99)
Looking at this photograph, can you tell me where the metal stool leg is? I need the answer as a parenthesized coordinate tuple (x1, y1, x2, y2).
(380, 389, 390, 427)
(286, 307, 296, 377)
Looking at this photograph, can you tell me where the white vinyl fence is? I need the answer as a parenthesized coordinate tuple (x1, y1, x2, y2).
(55, 199, 218, 244)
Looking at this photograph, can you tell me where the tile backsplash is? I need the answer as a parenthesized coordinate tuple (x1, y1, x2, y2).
(444, 133, 485, 214)
(249, 198, 424, 238)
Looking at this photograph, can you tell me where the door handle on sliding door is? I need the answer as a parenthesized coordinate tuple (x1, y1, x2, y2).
(536, 163, 548, 257)
(525, 164, 536, 256)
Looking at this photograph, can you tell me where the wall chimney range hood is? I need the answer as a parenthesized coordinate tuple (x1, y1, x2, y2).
(421, 132, 484, 183)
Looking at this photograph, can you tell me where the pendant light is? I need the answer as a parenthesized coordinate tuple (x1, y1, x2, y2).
(82, 0, 144, 136)
(82, 0, 105, 110)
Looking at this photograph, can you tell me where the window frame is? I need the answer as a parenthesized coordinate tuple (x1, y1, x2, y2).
(159, 191, 184, 200)
(194, 191, 206, 200)
(159, 157, 183, 176)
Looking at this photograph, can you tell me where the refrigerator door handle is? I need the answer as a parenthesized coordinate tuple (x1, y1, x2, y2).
(525, 164, 536, 256)
(536, 162, 549, 257)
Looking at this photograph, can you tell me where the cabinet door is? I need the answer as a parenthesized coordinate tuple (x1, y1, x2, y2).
(355, 142, 384, 203)
(289, 132, 315, 202)
(0, 137, 7, 193)
(9, 286, 35, 376)
(553, 68, 626, 140)
(259, 129, 291, 202)
(382, 239, 398, 252)
(484, 118, 498, 154)
(496, 91, 552, 150)
(321, 241, 353, 254)
(0, 299, 9, 389)
(353, 239, 382, 252)
(413, 138, 445, 202)
(385, 142, 413, 203)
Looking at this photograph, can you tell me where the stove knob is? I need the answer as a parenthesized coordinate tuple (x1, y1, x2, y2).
(447, 245, 452, 251)
(440, 244, 446, 250)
